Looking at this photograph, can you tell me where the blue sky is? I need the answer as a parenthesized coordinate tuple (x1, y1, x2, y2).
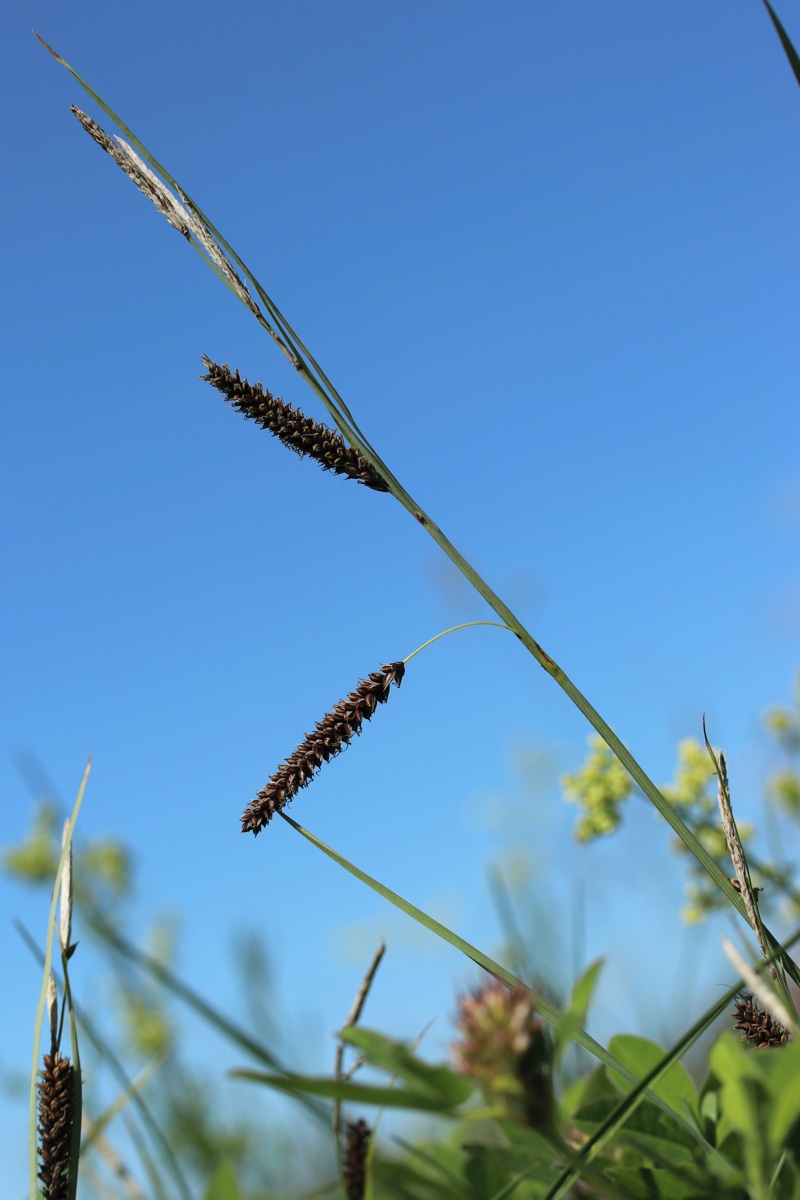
(3, 0, 800, 1191)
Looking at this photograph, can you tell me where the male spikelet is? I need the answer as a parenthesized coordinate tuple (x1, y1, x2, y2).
(241, 661, 405, 834)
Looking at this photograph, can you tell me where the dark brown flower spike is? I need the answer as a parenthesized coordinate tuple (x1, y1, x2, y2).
(241, 661, 405, 834)
(733, 992, 790, 1048)
(201, 358, 389, 492)
(37, 1052, 74, 1200)
(343, 1119, 371, 1200)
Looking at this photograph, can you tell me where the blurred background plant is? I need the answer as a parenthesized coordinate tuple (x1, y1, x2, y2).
(562, 669, 800, 924)
(5, 790, 329, 1199)
(7, 667, 800, 1198)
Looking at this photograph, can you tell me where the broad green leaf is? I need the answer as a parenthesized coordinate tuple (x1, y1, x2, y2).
(341, 1027, 473, 1107)
(766, 1039, 800, 1147)
(710, 1035, 773, 1195)
(555, 958, 604, 1064)
(606, 1166, 712, 1200)
(610, 1130, 695, 1165)
(204, 1163, 242, 1200)
(608, 1036, 698, 1119)
(462, 1117, 555, 1173)
(563, 1063, 617, 1118)
(568, 958, 604, 1023)
(373, 1155, 470, 1200)
(710, 1033, 800, 1159)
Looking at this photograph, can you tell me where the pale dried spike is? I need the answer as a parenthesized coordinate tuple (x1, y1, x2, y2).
(59, 819, 73, 957)
(715, 750, 775, 975)
(112, 137, 192, 237)
(46, 972, 59, 1054)
(721, 936, 796, 1036)
(178, 190, 262, 317)
(71, 106, 191, 238)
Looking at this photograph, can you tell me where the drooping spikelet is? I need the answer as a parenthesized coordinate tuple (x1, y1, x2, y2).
(201, 358, 389, 492)
(241, 662, 405, 834)
(452, 978, 554, 1130)
(342, 1119, 371, 1200)
(37, 1052, 74, 1200)
(733, 992, 790, 1048)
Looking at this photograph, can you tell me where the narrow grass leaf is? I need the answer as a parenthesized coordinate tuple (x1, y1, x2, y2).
(80, 1052, 166, 1155)
(555, 958, 604, 1066)
(16, 919, 193, 1200)
(89, 913, 307, 1073)
(279, 813, 716, 1155)
(37, 33, 800, 985)
(763, 2, 800, 88)
(340, 1027, 473, 1106)
(29, 756, 89, 1200)
(232, 1070, 458, 1113)
(61, 954, 81, 1200)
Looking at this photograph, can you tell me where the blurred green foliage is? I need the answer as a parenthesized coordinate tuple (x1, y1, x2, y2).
(562, 671, 800, 924)
(561, 736, 633, 842)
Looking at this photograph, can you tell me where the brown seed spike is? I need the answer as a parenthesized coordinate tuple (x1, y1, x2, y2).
(343, 1119, 371, 1200)
(732, 992, 790, 1049)
(37, 1052, 74, 1200)
(241, 662, 405, 834)
(201, 357, 389, 492)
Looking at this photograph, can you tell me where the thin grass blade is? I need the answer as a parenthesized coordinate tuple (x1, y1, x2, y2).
(763, 2, 800, 88)
(87, 910, 328, 1123)
(60, 953, 82, 1200)
(80, 1052, 166, 1155)
(16, 919, 193, 1200)
(28, 756, 90, 1200)
(36, 35, 800, 983)
(278, 812, 716, 1155)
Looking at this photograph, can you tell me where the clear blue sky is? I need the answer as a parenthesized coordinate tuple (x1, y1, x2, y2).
(3, 0, 800, 1191)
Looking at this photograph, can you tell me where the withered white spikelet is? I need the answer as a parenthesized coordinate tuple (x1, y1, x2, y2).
(178, 190, 262, 317)
(71, 106, 191, 237)
(46, 972, 59, 1055)
(59, 819, 73, 957)
(716, 750, 774, 975)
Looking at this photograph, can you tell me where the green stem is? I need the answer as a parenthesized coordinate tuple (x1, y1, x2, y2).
(41, 44, 800, 983)
(403, 621, 512, 664)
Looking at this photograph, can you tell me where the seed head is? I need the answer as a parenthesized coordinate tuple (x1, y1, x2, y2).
(37, 1052, 74, 1200)
(201, 358, 388, 492)
(452, 978, 554, 1130)
(242, 661, 405, 834)
(733, 992, 790, 1048)
(342, 1119, 371, 1200)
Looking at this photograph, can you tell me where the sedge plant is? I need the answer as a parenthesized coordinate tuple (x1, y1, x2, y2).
(24, 4, 800, 1197)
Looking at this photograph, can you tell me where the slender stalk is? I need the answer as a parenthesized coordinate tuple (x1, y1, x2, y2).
(332, 942, 386, 1144)
(403, 621, 512, 664)
(39, 22, 800, 977)
(278, 811, 720, 1160)
(29, 758, 90, 1200)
